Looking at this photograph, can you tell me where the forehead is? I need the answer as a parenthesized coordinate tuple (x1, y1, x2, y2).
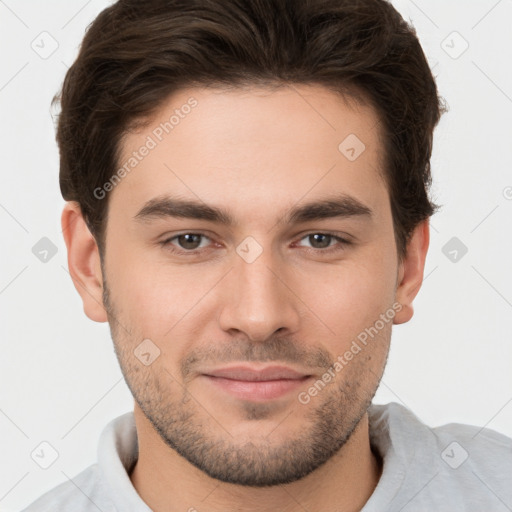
(111, 84, 389, 227)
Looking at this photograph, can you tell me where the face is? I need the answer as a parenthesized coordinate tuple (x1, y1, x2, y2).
(96, 85, 406, 486)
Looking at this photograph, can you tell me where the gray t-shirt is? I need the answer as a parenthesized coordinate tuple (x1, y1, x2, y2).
(21, 402, 512, 511)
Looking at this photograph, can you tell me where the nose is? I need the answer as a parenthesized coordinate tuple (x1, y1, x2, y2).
(217, 247, 301, 342)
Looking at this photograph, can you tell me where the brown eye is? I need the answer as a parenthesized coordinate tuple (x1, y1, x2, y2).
(175, 233, 203, 250)
(307, 233, 333, 249)
(161, 233, 212, 253)
(296, 232, 351, 252)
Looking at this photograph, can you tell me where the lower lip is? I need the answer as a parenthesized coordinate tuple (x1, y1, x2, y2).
(203, 375, 311, 401)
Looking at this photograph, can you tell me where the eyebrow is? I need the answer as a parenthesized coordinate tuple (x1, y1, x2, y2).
(133, 193, 373, 226)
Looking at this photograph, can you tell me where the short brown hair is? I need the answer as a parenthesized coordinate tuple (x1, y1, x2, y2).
(54, 0, 447, 262)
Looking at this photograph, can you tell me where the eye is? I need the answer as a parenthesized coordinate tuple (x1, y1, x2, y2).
(160, 231, 352, 256)
(161, 233, 213, 253)
(295, 232, 351, 253)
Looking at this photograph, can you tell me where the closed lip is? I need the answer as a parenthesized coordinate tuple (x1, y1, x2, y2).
(202, 365, 311, 382)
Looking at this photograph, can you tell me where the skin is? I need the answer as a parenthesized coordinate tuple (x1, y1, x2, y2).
(62, 84, 429, 512)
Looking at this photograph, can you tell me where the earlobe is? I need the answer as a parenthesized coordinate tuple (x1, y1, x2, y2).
(61, 202, 108, 323)
(393, 220, 430, 325)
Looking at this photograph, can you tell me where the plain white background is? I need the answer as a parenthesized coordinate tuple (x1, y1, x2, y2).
(1, 1, 511, 510)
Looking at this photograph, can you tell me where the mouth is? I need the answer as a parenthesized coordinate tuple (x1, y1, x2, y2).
(201, 365, 313, 401)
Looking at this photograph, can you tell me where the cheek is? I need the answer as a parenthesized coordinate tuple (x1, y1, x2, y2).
(297, 252, 397, 341)
(109, 259, 222, 342)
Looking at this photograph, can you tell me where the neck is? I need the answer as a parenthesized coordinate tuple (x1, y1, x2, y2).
(130, 406, 382, 512)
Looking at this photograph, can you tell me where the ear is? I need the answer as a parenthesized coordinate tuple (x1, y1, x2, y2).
(393, 219, 430, 325)
(61, 202, 107, 322)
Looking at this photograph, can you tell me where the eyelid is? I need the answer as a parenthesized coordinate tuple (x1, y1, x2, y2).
(160, 231, 215, 252)
(292, 232, 352, 254)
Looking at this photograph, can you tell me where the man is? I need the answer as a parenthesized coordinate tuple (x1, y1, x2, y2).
(23, 0, 512, 510)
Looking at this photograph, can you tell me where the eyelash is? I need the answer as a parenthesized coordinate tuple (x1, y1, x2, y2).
(159, 232, 352, 256)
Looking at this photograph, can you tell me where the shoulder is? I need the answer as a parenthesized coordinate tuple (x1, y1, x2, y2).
(20, 464, 114, 512)
(21, 411, 142, 511)
(431, 415, 512, 488)
(370, 401, 512, 458)
(368, 402, 512, 510)
(22, 464, 115, 512)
